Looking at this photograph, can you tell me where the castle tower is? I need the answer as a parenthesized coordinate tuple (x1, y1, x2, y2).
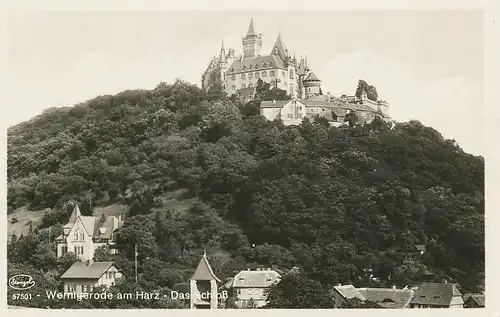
(361, 88, 368, 100)
(189, 251, 221, 309)
(303, 71, 321, 99)
(242, 17, 263, 58)
(218, 40, 228, 87)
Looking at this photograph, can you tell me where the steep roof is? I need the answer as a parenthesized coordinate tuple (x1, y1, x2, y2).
(60, 262, 122, 279)
(465, 294, 485, 307)
(332, 285, 365, 301)
(68, 205, 81, 224)
(357, 288, 414, 309)
(247, 17, 256, 37)
(410, 283, 463, 306)
(271, 33, 289, 62)
(228, 55, 286, 74)
(224, 270, 281, 288)
(303, 72, 321, 82)
(297, 58, 307, 76)
(190, 254, 221, 282)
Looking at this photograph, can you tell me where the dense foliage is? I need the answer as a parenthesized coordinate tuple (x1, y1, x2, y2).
(355, 79, 378, 101)
(7, 79, 484, 308)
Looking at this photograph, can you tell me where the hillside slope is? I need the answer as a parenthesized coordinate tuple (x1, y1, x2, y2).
(7, 80, 484, 308)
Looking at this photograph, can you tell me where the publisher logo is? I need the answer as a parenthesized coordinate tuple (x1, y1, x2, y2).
(8, 275, 36, 290)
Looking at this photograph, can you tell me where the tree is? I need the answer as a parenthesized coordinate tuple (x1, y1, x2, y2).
(340, 298, 380, 308)
(265, 274, 335, 308)
(355, 79, 378, 101)
(94, 245, 114, 262)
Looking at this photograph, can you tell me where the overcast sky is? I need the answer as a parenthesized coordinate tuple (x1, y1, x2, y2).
(7, 10, 483, 154)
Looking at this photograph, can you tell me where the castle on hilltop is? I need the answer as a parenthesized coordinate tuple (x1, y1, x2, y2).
(202, 18, 391, 126)
(201, 18, 321, 100)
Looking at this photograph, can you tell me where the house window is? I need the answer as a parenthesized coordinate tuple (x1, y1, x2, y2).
(249, 73, 253, 80)
(255, 72, 260, 79)
(241, 74, 246, 80)
(62, 245, 68, 255)
(106, 272, 116, 279)
(282, 71, 285, 77)
(74, 231, 79, 241)
(74, 246, 84, 255)
(231, 75, 236, 80)
(262, 71, 267, 77)
(237, 289, 241, 295)
(248, 83, 253, 88)
(270, 70, 275, 77)
(80, 232, 85, 240)
(242, 84, 246, 88)
(287, 114, 293, 118)
(82, 285, 89, 293)
(68, 284, 76, 292)
(232, 85, 236, 91)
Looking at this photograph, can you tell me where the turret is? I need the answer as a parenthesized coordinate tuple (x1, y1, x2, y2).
(302, 71, 322, 99)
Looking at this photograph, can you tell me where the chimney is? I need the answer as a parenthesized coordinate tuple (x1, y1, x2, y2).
(444, 280, 448, 284)
(337, 283, 342, 287)
(273, 100, 276, 104)
(392, 285, 396, 290)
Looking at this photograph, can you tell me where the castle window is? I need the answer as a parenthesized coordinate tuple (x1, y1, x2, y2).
(255, 72, 260, 78)
(223, 72, 226, 80)
(242, 84, 246, 88)
(270, 70, 275, 77)
(287, 114, 293, 118)
(249, 83, 253, 88)
(232, 85, 236, 91)
(262, 71, 267, 77)
(249, 73, 253, 80)
(282, 71, 286, 77)
(290, 69, 294, 79)
(241, 74, 246, 80)
(231, 75, 236, 80)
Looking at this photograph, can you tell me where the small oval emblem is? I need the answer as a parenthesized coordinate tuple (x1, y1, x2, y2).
(8, 275, 36, 290)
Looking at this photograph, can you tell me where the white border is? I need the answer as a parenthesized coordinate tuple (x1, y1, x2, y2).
(1, 1, 498, 317)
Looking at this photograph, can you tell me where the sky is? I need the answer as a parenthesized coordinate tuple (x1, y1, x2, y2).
(6, 10, 484, 154)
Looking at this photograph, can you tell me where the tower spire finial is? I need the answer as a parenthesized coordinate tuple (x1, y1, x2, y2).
(247, 16, 256, 36)
(203, 249, 207, 257)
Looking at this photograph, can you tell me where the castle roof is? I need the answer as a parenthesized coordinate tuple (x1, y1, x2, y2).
(304, 72, 321, 82)
(297, 58, 307, 76)
(247, 17, 257, 37)
(228, 55, 286, 74)
(190, 253, 221, 282)
(271, 33, 289, 62)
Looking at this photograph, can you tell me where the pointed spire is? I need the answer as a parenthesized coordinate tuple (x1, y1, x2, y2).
(68, 203, 82, 223)
(272, 33, 289, 61)
(247, 17, 256, 36)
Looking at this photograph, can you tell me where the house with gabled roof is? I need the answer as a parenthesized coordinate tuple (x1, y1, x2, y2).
(55, 204, 124, 262)
(357, 287, 415, 308)
(60, 261, 125, 294)
(410, 282, 464, 308)
(329, 284, 366, 308)
(189, 251, 221, 309)
(463, 293, 485, 308)
(220, 268, 281, 308)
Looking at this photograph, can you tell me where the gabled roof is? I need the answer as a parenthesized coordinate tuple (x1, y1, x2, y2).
(303, 72, 321, 82)
(223, 270, 281, 288)
(410, 283, 463, 306)
(190, 254, 221, 282)
(415, 245, 426, 252)
(271, 33, 289, 62)
(68, 204, 81, 223)
(332, 285, 365, 301)
(260, 100, 292, 108)
(60, 262, 124, 279)
(465, 294, 485, 307)
(357, 288, 415, 309)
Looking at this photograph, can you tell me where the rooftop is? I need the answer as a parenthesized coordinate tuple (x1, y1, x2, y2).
(222, 269, 281, 288)
(60, 261, 121, 279)
(410, 282, 463, 306)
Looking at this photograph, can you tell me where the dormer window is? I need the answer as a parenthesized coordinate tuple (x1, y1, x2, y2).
(99, 227, 107, 234)
(239, 275, 245, 280)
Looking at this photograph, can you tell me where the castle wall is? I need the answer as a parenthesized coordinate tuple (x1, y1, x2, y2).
(225, 67, 297, 97)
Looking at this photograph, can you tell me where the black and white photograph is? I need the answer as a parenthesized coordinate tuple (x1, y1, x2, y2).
(5, 3, 491, 312)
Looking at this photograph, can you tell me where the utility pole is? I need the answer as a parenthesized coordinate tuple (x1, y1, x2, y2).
(135, 244, 138, 283)
(88, 189, 92, 213)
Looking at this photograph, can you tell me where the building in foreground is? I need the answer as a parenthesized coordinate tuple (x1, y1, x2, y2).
(55, 204, 124, 262)
(330, 284, 414, 308)
(410, 282, 464, 308)
(189, 252, 221, 309)
(221, 268, 281, 308)
(60, 261, 125, 295)
(463, 293, 485, 308)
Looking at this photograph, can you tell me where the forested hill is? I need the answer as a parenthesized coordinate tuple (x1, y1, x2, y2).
(7, 80, 484, 308)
